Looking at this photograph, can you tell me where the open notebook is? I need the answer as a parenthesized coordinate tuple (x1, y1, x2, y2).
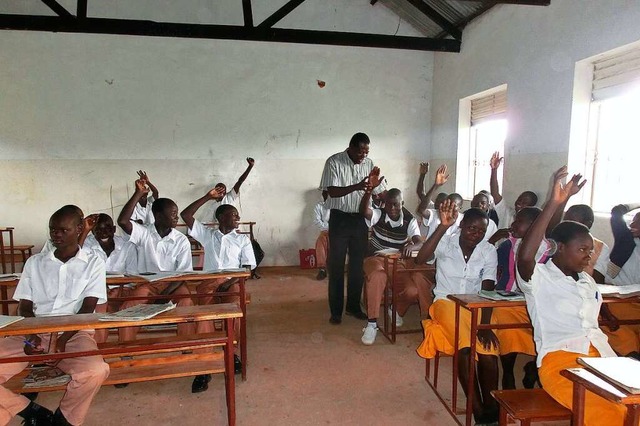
(577, 356, 640, 394)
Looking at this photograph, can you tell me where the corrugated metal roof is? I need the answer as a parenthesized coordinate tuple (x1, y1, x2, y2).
(376, 0, 490, 38)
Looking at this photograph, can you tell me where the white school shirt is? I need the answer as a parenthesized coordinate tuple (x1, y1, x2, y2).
(128, 222, 192, 273)
(605, 239, 640, 285)
(131, 197, 155, 225)
(319, 150, 386, 213)
(188, 220, 256, 271)
(14, 248, 107, 316)
(313, 201, 330, 232)
(494, 199, 515, 229)
(432, 232, 498, 301)
(484, 218, 498, 242)
(84, 234, 138, 274)
(418, 209, 462, 240)
(517, 261, 616, 367)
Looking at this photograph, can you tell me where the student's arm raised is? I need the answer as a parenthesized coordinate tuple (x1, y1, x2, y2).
(416, 162, 429, 200)
(517, 167, 585, 282)
(180, 187, 225, 229)
(489, 152, 504, 205)
(118, 179, 149, 235)
(79, 214, 99, 247)
(416, 164, 449, 218)
(415, 199, 458, 264)
(232, 157, 255, 195)
(359, 184, 374, 221)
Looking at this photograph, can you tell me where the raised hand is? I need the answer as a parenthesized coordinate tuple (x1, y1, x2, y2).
(136, 170, 149, 183)
(135, 179, 150, 195)
(419, 162, 429, 175)
(490, 152, 503, 170)
(438, 199, 458, 227)
(434, 164, 449, 186)
(207, 186, 225, 200)
(83, 214, 100, 233)
(368, 167, 385, 189)
(247, 157, 255, 166)
(550, 166, 586, 204)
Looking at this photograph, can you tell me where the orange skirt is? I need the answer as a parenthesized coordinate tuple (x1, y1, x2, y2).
(492, 306, 536, 356)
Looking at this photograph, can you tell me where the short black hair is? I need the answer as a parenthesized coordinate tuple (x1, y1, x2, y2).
(152, 198, 177, 215)
(215, 204, 236, 221)
(51, 205, 83, 225)
(349, 132, 370, 148)
(447, 193, 463, 205)
(386, 188, 402, 200)
(516, 207, 542, 224)
(564, 204, 594, 228)
(97, 213, 114, 226)
(550, 220, 590, 244)
(520, 191, 538, 206)
(461, 207, 489, 225)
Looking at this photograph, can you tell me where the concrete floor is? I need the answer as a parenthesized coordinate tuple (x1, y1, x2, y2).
(9, 268, 565, 425)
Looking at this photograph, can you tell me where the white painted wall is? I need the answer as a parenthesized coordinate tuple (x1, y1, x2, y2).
(430, 0, 640, 245)
(0, 2, 433, 266)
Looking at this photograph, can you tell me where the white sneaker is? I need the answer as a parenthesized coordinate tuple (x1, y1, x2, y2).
(361, 325, 378, 345)
(388, 308, 403, 327)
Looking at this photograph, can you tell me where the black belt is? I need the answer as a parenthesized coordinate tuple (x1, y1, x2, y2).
(331, 209, 362, 217)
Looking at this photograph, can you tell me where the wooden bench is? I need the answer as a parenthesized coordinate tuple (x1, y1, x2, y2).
(0, 304, 242, 425)
(491, 389, 572, 426)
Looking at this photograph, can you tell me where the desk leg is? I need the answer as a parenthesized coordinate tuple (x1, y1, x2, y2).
(391, 258, 398, 344)
(0, 285, 8, 316)
(452, 303, 460, 414)
(571, 381, 585, 426)
(624, 404, 640, 426)
(239, 277, 247, 381)
(466, 308, 478, 426)
(225, 317, 236, 426)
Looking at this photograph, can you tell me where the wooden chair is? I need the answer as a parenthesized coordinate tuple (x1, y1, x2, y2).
(491, 389, 572, 426)
(0, 227, 15, 274)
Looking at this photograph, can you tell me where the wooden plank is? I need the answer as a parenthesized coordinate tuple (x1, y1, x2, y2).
(107, 352, 222, 369)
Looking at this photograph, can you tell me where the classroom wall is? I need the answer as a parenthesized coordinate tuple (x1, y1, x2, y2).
(0, 2, 434, 266)
(429, 0, 640, 245)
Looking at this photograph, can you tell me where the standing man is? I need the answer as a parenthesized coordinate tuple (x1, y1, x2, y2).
(319, 132, 386, 324)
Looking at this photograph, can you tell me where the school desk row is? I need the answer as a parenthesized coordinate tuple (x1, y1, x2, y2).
(0, 270, 252, 380)
(429, 293, 640, 426)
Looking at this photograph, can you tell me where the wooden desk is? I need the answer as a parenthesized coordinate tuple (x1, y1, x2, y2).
(561, 368, 640, 426)
(0, 270, 252, 380)
(0, 304, 242, 426)
(445, 293, 640, 426)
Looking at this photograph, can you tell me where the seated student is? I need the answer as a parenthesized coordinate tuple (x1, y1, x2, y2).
(489, 152, 538, 227)
(416, 164, 450, 235)
(83, 213, 138, 344)
(563, 204, 609, 279)
(517, 167, 626, 426)
(479, 190, 499, 226)
(492, 207, 547, 389)
(596, 203, 640, 359)
(117, 179, 193, 342)
(131, 170, 158, 225)
(470, 192, 498, 241)
(180, 189, 256, 392)
(0, 206, 109, 426)
(359, 188, 429, 345)
(415, 202, 500, 424)
(313, 190, 330, 280)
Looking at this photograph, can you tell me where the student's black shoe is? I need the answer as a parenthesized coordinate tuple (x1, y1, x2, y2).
(522, 360, 540, 389)
(234, 355, 242, 374)
(191, 374, 212, 393)
(329, 316, 342, 325)
(316, 268, 327, 280)
(24, 392, 38, 402)
(19, 402, 53, 426)
(345, 310, 368, 320)
(52, 408, 72, 426)
(114, 383, 129, 389)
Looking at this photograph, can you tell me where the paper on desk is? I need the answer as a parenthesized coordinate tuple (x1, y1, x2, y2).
(375, 248, 400, 256)
(478, 290, 525, 301)
(565, 368, 626, 397)
(578, 357, 640, 394)
(0, 315, 24, 329)
(0, 273, 20, 282)
(99, 302, 176, 321)
(127, 272, 195, 282)
(597, 284, 640, 298)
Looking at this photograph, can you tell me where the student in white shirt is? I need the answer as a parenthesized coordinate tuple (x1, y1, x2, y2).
(416, 164, 452, 239)
(489, 152, 538, 227)
(415, 202, 500, 425)
(0, 206, 109, 426)
(131, 170, 158, 225)
(313, 191, 330, 280)
(181, 188, 256, 393)
(517, 167, 626, 426)
(117, 179, 193, 342)
(84, 213, 138, 344)
(470, 192, 498, 242)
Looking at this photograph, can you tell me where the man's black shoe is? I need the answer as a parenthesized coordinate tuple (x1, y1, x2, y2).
(316, 268, 327, 280)
(522, 360, 540, 389)
(191, 374, 212, 393)
(52, 408, 72, 426)
(114, 383, 129, 389)
(234, 355, 242, 374)
(345, 310, 368, 320)
(329, 316, 342, 325)
(19, 402, 52, 426)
